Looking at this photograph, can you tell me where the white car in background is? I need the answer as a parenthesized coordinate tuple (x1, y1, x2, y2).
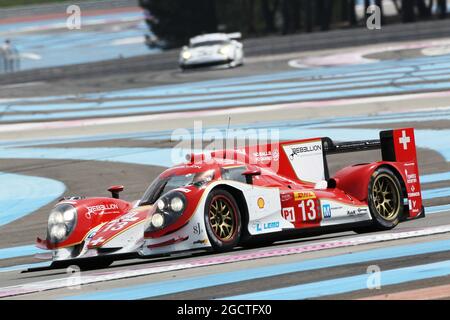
(179, 33, 244, 70)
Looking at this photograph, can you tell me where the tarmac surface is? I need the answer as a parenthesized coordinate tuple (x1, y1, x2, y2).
(0, 34, 449, 300)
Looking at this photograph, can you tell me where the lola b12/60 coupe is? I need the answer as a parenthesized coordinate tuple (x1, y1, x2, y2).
(37, 128, 424, 268)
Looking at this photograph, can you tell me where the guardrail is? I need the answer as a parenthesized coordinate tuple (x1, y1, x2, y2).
(1, 18, 450, 84)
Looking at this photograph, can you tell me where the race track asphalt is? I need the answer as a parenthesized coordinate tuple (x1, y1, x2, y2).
(0, 36, 449, 300)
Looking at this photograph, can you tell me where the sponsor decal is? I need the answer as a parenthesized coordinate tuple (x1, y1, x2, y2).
(294, 191, 316, 201)
(89, 237, 106, 246)
(405, 169, 417, 184)
(322, 204, 332, 219)
(408, 184, 421, 198)
(193, 239, 208, 245)
(398, 130, 411, 150)
(253, 150, 280, 162)
(193, 222, 202, 235)
(347, 207, 369, 216)
(175, 188, 191, 193)
(257, 197, 265, 209)
(85, 203, 119, 219)
(282, 207, 295, 222)
(408, 192, 421, 197)
(281, 193, 292, 201)
(255, 221, 280, 232)
(408, 200, 418, 210)
(289, 144, 322, 160)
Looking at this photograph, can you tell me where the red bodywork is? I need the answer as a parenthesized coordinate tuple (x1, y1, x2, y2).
(37, 128, 423, 256)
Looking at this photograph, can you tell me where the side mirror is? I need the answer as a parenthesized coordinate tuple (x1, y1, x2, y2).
(108, 185, 124, 199)
(242, 167, 261, 184)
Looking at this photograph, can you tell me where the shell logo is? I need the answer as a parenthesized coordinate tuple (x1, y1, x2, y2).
(257, 197, 265, 209)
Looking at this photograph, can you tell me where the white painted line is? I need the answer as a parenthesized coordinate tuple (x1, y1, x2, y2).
(1, 223, 450, 298)
(1, 90, 449, 134)
(288, 37, 450, 68)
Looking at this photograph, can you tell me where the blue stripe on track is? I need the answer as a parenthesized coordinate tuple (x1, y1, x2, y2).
(0, 245, 46, 260)
(423, 187, 450, 200)
(65, 238, 450, 300)
(7, 70, 450, 114)
(0, 147, 196, 167)
(0, 262, 50, 273)
(223, 259, 450, 300)
(427, 204, 450, 214)
(5, 52, 450, 104)
(0, 172, 66, 226)
(5, 80, 450, 123)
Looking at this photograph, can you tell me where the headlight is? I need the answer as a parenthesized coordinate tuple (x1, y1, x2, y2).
(156, 199, 166, 211)
(47, 204, 77, 243)
(50, 225, 67, 240)
(219, 45, 232, 56)
(48, 211, 63, 227)
(182, 51, 192, 60)
(170, 197, 184, 212)
(63, 207, 76, 222)
(151, 213, 165, 228)
(146, 192, 187, 233)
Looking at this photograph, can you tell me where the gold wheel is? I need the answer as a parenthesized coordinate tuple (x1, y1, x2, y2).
(372, 173, 401, 221)
(208, 195, 237, 241)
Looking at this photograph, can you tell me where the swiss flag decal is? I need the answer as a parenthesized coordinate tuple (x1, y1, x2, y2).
(393, 128, 417, 163)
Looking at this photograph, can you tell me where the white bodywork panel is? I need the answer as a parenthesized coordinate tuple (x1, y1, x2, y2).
(282, 139, 325, 184)
(319, 199, 372, 227)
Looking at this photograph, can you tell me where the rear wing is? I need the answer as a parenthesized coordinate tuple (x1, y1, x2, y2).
(323, 138, 380, 155)
(322, 128, 421, 217)
(280, 128, 419, 182)
(323, 128, 418, 163)
(278, 128, 421, 216)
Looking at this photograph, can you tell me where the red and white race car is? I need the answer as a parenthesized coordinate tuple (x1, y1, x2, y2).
(37, 128, 424, 269)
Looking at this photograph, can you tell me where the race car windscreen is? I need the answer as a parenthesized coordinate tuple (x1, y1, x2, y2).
(190, 41, 229, 48)
(139, 170, 214, 206)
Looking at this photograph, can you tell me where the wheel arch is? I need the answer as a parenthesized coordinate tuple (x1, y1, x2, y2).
(209, 184, 250, 241)
(334, 162, 406, 206)
(374, 163, 409, 220)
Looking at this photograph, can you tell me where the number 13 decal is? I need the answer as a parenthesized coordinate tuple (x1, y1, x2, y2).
(299, 199, 317, 221)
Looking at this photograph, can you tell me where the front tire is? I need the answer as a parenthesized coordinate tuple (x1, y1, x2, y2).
(355, 167, 403, 233)
(204, 189, 242, 252)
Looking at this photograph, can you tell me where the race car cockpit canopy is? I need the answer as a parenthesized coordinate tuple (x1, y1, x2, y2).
(189, 32, 241, 47)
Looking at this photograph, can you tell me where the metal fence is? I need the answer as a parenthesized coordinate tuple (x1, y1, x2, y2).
(0, 44, 20, 74)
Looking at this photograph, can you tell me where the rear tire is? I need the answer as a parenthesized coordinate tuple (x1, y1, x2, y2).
(354, 167, 403, 233)
(204, 189, 242, 252)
